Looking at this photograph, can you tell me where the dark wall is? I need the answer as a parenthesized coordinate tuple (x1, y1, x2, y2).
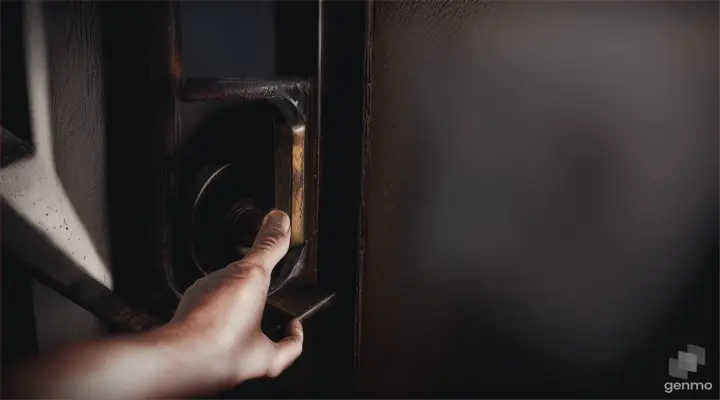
(1, 256, 37, 364)
(179, 1, 276, 79)
(360, 1, 719, 398)
(178, 0, 317, 79)
(1, 2, 32, 145)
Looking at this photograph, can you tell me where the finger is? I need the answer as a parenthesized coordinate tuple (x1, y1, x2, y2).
(240, 210, 291, 274)
(265, 319, 304, 378)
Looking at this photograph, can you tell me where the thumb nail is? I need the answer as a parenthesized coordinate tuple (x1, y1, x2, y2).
(262, 210, 291, 233)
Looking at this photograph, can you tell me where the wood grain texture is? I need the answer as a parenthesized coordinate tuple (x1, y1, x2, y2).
(45, 1, 110, 268)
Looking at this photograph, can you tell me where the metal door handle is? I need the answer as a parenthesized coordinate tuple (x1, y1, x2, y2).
(263, 243, 336, 341)
(175, 78, 334, 338)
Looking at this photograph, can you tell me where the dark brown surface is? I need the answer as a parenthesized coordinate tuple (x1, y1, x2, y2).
(1, 2, 32, 146)
(311, 0, 368, 397)
(1, 256, 38, 364)
(359, 1, 718, 398)
(101, 1, 179, 318)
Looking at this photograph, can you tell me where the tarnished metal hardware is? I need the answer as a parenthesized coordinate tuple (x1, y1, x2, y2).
(263, 242, 335, 342)
(186, 159, 334, 340)
(189, 161, 309, 288)
(180, 78, 309, 249)
(264, 279, 337, 342)
(187, 162, 307, 289)
(269, 243, 308, 296)
(172, 77, 332, 340)
(268, 278, 337, 322)
(188, 163, 265, 275)
(188, 166, 331, 307)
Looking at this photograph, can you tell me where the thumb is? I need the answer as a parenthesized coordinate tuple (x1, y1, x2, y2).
(241, 210, 291, 274)
(265, 319, 304, 378)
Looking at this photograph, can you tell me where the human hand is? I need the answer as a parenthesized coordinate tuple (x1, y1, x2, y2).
(2, 210, 302, 399)
(169, 209, 303, 387)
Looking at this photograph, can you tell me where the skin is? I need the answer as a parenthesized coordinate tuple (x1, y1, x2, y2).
(5, 210, 303, 399)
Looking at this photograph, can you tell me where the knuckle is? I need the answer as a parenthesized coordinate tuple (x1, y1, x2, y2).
(266, 364, 282, 378)
(288, 336, 304, 349)
(266, 355, 291, 379)
(232, 261, 269, 282)
(254, 234, 281, 252)
(291, 324, 304, 341)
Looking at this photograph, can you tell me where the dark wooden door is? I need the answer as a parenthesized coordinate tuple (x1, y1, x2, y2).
(358, 1, 718, 398)
(5, 1, 718, 399)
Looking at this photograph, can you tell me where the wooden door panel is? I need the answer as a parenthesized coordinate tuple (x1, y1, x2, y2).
(359, 1, 719, 398)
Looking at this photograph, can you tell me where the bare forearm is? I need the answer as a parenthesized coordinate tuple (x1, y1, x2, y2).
(6, 324, 235, 399)
(4, 211, 302, 398)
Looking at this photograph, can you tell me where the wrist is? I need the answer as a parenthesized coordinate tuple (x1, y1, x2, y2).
(153, 323, 240, 393)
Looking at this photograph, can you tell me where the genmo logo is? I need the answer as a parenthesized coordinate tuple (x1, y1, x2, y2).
(665, 344, 713, 394)
(664, 381, 713, 394)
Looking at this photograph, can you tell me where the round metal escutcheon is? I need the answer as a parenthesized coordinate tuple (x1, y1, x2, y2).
(188, 163, 265, 276)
